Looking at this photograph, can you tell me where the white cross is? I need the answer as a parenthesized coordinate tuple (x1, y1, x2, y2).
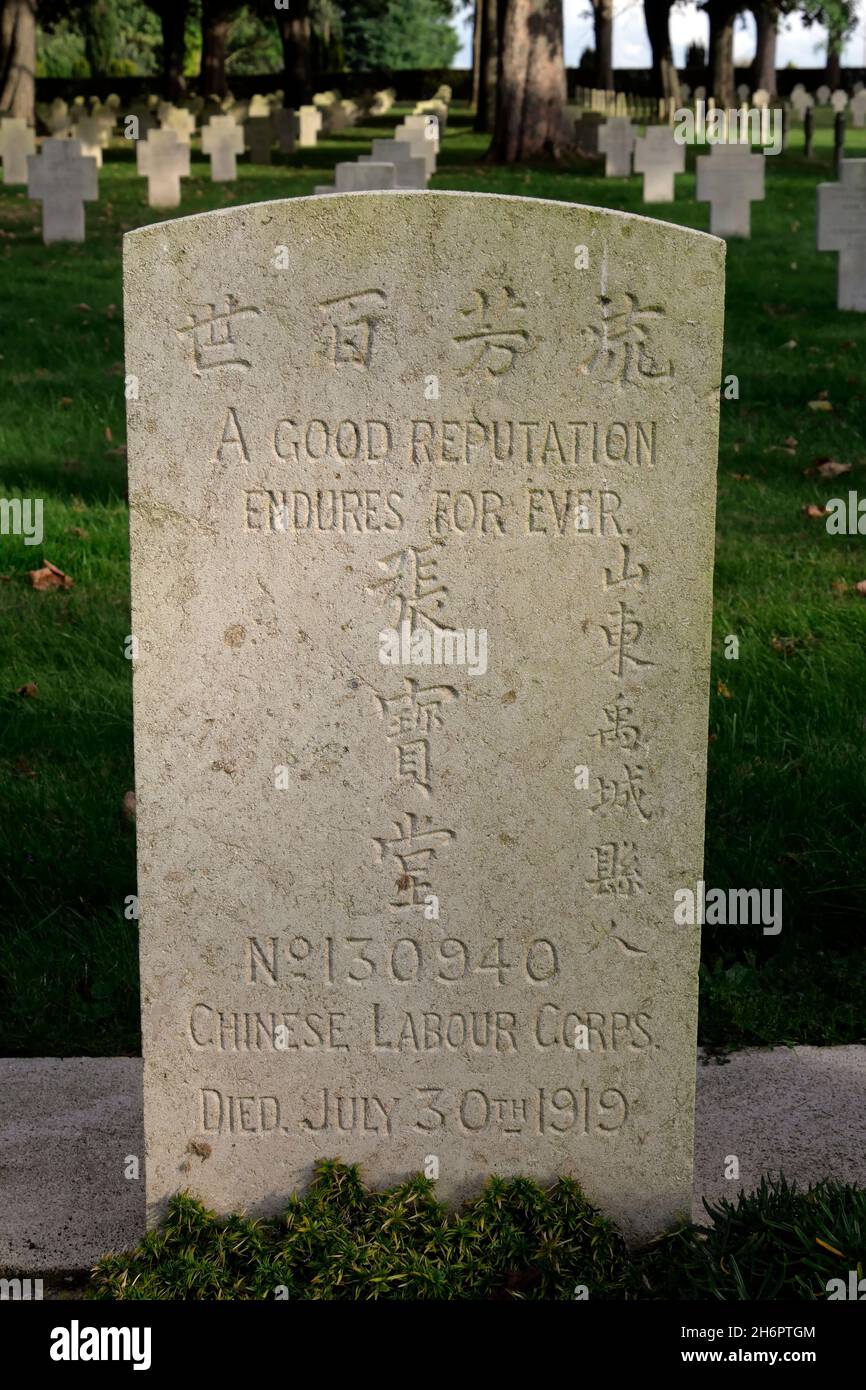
(136, 129, 190, 208)
(597, 118, 636, 177)
(27, 138, 98, 243)
(696, 143, 765, 238)
(817, 159, 866, 311)
(633, 126, 685, 202)
(201, 115, 244, 181)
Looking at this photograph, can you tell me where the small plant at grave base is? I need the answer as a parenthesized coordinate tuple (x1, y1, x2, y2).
(89, 1160, 632, 1301)
(88, 1163, 866, 1302)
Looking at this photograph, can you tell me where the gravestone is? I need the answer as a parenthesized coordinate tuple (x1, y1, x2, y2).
(136, 129, 190, 208)
(273, 109, 299, 154)
(124, 190, 725, 1244)
(72, 115, 107, 168)
(790, 88, 813, 120)
(27, 138, 98, 243)
(817, 159, 866, 311)
(360, 139, 427, 188)
(202, 115, 245, 181)
(633, 126, 685, 202)
(298, 105, 323, 147)
(696, 143, 765, 238)
(248, 94, 271, 118)
(394, 117, 439, 178)
(0, 117, 36, 185)
(327, 103, 350, 134)
(45, 98, 71, 136)
(574, 115, 601, 158)
(597, 117, 636, 177)
(160, 106, 196, 145)
(752, 89, 770, 109)
(816, 84, 831, 106)
(244, 116, 274, 165)
(736, 83, 750, 102)
(334, 161, 397, 191)
(851, 90, 866, 129)
(830, 89, 848, 113)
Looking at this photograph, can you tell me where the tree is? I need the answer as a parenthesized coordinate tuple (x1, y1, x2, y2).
(703, 0, 740, 106)
(491, 0, 567, 162)
(475, 0, 502, 132)
(341, 0, 459, 70)
(0, 0, 36, 120)
(643, 0, 681, 102)
(276, 0, 312, 104)
(83, 0, 115, 75)
(591, 0, 613, 90)
(145, 0, 190, 99)
(200, 0, 235, 96)
(471, 0, 481, 110)
(799, 1, 856, 88)
(750, 2, 778, 93)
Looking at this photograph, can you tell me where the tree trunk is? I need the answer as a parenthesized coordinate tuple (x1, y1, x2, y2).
(472, 0, 482, 112)
(475, 0, 502, 134)
(278, 0, 312, 108)
(491, 0, 567, 162)
(593, 0, 613, 91)
(751, 3, 777, 95)
(200, 0, 232, 99)
(826, 43, 841, 90)
(707, 0, 736, 107)
(157, 0, 188, 102)
(0, 0, 36, 122)
(643, 0, 680, 103)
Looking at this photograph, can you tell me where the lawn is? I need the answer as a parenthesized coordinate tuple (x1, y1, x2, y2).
(0, 105, 864, 1056)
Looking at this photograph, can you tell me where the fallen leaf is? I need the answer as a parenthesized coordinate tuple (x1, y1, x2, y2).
(58, 396, 73, 408)
(29, 561, 74, 591)
(808, 400, 833, 412)
(856, 581, 866, 597)
(122, 790, 136, 821)
(105, 445, 127, 457)
(75, 302, 91, 311)
(832, 579, 849, 595)
(731, 472, 752, 481)
(16, 682, 38, 697)
(68, 526, 89, 539)
(781, 340, 797, 349)
(804, 458, 851, 479)
(802, 503, 829, 518)
(716, 679, 732, 699)
(12, 756, 36, 778)
(104, 424, 113, 442)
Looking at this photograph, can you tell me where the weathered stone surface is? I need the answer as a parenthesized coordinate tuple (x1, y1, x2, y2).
(124, 191, 724, 1243)
(360, 140, 427, 189)
(136, 128, 190, 208)
(202, 114, 244, 182)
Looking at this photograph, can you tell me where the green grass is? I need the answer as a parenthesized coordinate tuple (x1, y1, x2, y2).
(87, 1160, 866, 1300)
(1, 106, 864, 1055)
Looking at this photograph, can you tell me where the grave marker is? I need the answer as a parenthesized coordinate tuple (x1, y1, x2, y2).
(817, 159, 866, 311)
(298, 105, 323, 147)
(0, 117, 36, 185)
(124, 190, 725, 1243)
(136, 128, 190, 208)
(696, 143, 765, 238)
(202, 115, 245, 182)
(27, 138, 98, 243)
(633, 126, 685, 202)
(244, 116, 274, 165)
(597, 117, 636, 177)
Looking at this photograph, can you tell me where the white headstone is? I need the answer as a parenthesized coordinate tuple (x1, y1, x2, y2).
(137, 128, 190, 208)
(27, 138, 98, 243)
(202, 115, 245, 182)
(633, 125, 686, 202)
(816, 85, 831, 106)
(160, 106, 196, 146)
(298, 105, 323, 147)
(123, 189, 725, 1244)
(71, 115, 107, 168)
(696, 143, 765, 238)
(393, 117, 439, 178)
(736, 84, 750, 103)
(45, 98, 71, 137)
(790, 89, 813, 120)
(817, 159, 866, 311)
(0, 117, 36, 185)
(334, 161, 397, 191)
(752, 89, 770, 110)
(830, 89, 849, 113)
(597, 117, 636, 177)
